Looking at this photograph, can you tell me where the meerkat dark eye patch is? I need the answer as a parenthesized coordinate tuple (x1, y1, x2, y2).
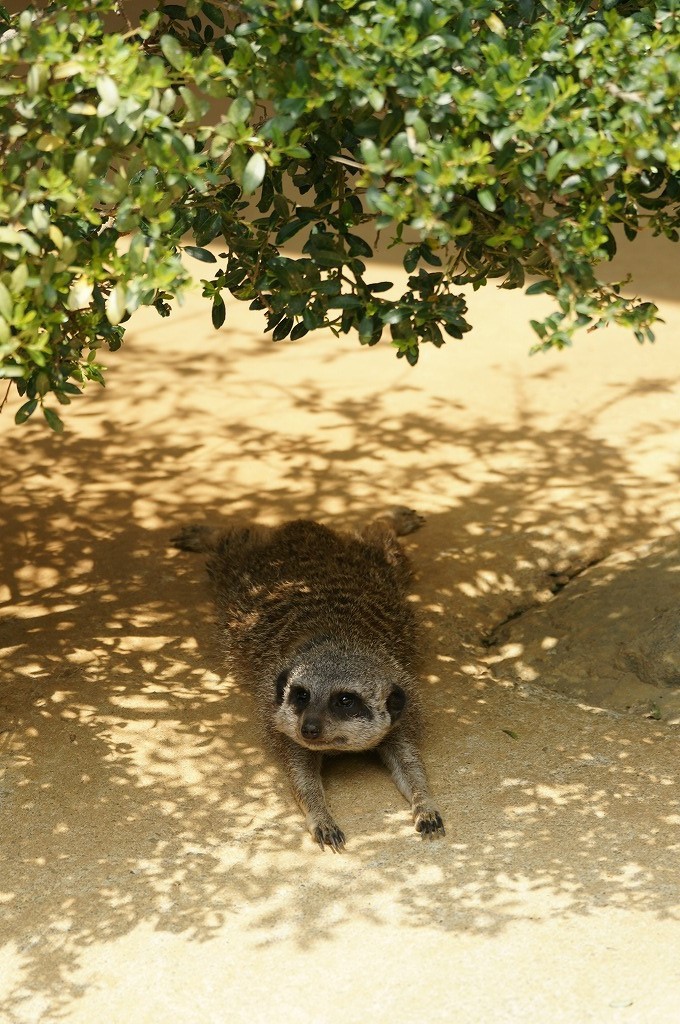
(330, 691, 372, 720)
(275, 669, 289, 705)
(289, 686, 311, 710)
(386, 685, 406, 722)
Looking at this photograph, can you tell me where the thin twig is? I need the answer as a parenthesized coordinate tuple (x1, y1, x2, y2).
(329, 154, 365, 171)
(0, 381, 12, 414)
(114, 2, 134, 32)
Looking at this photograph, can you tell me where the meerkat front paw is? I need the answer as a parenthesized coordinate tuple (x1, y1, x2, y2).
(415, 808, 446, 838)
(388, 506, 426, 536)
(313, 823, 346, 852)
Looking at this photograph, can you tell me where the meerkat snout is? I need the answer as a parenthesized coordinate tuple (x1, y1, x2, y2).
(301, 717, 321, 740)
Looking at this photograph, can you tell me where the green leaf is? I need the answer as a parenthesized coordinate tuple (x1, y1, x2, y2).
(0, 228, 40, 256)
(358, 316, 378, 344)
(366, 88, 384, 112)
(72, 150, 93, 185)
(360, 139, 380, 165)
(212, 297, 226, 328)
(203, 2, 224, 27)
(403, 248, 419, 273)
(179, 86, 208, 120)
(272, 316, 293, 340)
(184, 245, 217, 263)
(328, 294, 362, 309)
(303, 244, 345, 266)
(105, 284, 127, 326)
(525, 280, 557, 296)
(27, 63, 48, 97)
(241, 152, 266, 195)
(96, 75, 119, 113)
(15, 399, 38, 425)
(285, 146, 310, 160)
(419, 246, 442, 267)
(346, 234, 372, 258)
(546, 151, 569, 182)
(43, 407, 64, 433)
(227, 96, 253, 124)
(477, 189, 497, 212)
(276, 220, 305, 244)
(11, 263, 28, 292)
(491, 125, 515, 150)
(290, 321, 308, 340)
(160, 34, 186, 70)
(67, 278, 94, 310)
(0, 281, 12, 321)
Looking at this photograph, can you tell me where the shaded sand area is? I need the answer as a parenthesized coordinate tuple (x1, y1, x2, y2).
(1, 233, 680, 1023)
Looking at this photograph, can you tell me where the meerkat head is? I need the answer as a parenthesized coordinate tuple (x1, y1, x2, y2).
(271, 639, 410, 752)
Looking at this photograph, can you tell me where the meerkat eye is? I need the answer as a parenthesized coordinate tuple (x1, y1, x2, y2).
(336, 693, 356, 709)
(289, 686, 310, 709)
(331, 692, 372, 719)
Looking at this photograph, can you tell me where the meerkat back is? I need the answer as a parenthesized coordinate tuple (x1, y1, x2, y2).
(205, 519, 419, 684)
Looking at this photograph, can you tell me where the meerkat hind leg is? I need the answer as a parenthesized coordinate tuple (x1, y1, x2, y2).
(170, 524, 227, 552)
(361, 506, 425, 542)
(359, 507, 425, 572)
(171, 521, 275, 554)
(386, 506, 426, 536)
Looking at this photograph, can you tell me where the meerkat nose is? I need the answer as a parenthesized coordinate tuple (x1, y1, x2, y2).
(301, 717, 322, 740)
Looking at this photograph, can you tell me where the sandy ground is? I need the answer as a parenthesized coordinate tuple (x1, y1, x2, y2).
(1, 232, 680, 1024)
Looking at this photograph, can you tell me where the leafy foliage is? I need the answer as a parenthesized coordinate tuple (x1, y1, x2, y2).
(0, 0, 678, 427)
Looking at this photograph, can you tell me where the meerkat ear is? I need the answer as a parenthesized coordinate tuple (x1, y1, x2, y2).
(275, 669, 290, 705)
(386, 685, 406, 722)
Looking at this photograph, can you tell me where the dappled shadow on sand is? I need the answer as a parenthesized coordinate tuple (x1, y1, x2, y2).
(1, 343, 680, 1020)
(485, 536, 680, 716)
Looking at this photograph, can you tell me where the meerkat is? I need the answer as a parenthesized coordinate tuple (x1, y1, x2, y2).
(171, 507, 445, 851)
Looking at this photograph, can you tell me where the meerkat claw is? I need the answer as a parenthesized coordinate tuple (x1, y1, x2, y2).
(315, 825, 346, 852)
(415, 811, 446, 838)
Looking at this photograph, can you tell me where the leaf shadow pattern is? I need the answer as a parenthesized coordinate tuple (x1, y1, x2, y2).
(483, 534, 680, 715)
(1, 333, 680, 1020)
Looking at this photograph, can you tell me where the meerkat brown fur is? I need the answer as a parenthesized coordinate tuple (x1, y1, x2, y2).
(171, 507, 445, 851)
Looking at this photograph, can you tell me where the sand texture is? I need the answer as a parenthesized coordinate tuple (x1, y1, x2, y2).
(1, 232, 680, 1023)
